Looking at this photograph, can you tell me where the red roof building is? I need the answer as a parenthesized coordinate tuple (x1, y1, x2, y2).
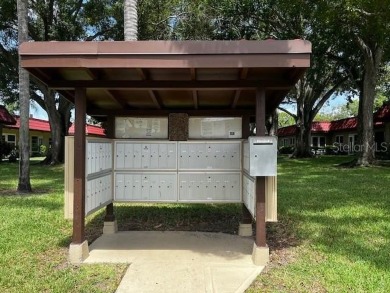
(2, 116, 105, 155)
(278, 104, 390, 151)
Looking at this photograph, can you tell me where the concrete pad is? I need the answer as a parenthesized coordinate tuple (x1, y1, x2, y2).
(84, 231, 264, 293)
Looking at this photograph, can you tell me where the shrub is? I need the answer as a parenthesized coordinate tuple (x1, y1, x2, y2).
(0, 140, 13, 160)
(40, 144, 47, 156)
(279, 146, 294, 154)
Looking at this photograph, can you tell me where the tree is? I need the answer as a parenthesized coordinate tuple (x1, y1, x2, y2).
(263, 1, 348, 157)
(1, 0, 124, 165)
(278, 111, 295, 128)
(16, 0, 31, 192)
(321, 1, 390, 165)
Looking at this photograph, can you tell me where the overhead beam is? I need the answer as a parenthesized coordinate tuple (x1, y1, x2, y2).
(47, 80, 294, 90)
(84, 69, 128, 108)
(231, 68, 249, 109)
(190, 68, 198, 109)
(87, 108, 255, 117)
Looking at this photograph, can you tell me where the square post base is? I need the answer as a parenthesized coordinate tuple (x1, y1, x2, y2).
(238, 223, 253, 237)
(252, 243, 269, 266)
(103, 220, 118, 234)
(69, 240, 89, 264)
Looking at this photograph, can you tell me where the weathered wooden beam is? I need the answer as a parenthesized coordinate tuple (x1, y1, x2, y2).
(72, 87, 86, 244)
(87, 108, 255, 117)
(47, 80, 294, 90)
(255, 87, 267, 247)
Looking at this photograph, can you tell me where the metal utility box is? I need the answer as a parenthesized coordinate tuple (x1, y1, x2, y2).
(248, 136, 277, 176)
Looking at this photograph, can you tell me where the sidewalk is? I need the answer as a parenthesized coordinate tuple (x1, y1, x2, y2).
(84, 231, 264, 293)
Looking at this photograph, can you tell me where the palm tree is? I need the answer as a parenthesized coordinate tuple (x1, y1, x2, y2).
(17, 0, 32, 192)
(124, 0, 138, 41)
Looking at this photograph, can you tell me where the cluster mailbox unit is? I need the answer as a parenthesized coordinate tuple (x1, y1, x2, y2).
(65, 117, 278, 222)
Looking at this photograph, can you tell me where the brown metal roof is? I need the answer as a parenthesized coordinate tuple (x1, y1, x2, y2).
(19, 40, 311, 118)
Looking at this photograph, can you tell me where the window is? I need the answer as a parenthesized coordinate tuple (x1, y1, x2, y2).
(335, 135, 344, 144)
(319, 137, 326, 147)
(2, 134, 16, 146)
(283, 138, 289, 146)
(312, 136, 326, 147)
(31, 136, 40, 153)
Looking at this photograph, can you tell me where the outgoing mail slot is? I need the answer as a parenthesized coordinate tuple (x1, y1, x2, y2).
(249, 136, 277, 176)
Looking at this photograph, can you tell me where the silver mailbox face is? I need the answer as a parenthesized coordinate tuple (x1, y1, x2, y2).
(249, 136, 277, 176)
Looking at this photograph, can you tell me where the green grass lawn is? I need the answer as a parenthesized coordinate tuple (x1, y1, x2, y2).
(248, 156, 390, 292)
(0, 161, 126, 293)
(0, 156, 389, 292)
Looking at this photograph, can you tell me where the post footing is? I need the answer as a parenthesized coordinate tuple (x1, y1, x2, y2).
(103, 220, 118, 234)
(252, 243, 269, 266)
(238, 223, 253, 237)
(69, 240, 89, 264)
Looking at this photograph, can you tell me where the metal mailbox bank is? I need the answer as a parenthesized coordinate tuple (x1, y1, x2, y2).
(20, 40, 311, 265)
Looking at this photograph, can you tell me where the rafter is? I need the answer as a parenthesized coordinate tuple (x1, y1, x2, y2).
(190, 68, 198, 109)
(231, 68, 249, 108)
(84, 68, 127, 108)
(136, 68, 162, 109)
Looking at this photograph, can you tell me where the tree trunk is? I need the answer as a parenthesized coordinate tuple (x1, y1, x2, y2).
(17, 0, 32, 193)
(356, 48, 382, 166)
(266, 110, 278, 136)
(43, 91, 72, 164)
(356, 65, 375, 165)
(124, 0, 138, 41)
(293, 105, 312, 158)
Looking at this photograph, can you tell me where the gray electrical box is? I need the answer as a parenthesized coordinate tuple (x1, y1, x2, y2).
(248, 136, 277, 176)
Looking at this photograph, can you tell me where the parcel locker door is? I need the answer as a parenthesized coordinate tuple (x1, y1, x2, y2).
(124, 173, 133, 200)
(150, 144, 159, 169)
(179, 143, 189, 169)
(124, 143, 134, 169)
(141, 174, 150, 200)
(132, 174, 142, 200)
(116, 143, 125, 169)
(158, 143, 168, 169)
(133, 144, 142, 169)
(167, 143, 176, 169)
(115, 174, 125, 200)
(148, 175, 159, 200)
(141, 144, 151, 169)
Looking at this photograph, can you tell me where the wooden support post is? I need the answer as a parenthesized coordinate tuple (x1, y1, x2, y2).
(255, 88, 267, 247)
(72, 88, 86, 244)
(104, 115, 116, 223)
(242, 115, 251, 139)
(239, 115, 253, 236)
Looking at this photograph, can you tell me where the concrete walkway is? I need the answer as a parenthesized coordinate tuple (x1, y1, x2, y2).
(84, 231, 264, 293)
